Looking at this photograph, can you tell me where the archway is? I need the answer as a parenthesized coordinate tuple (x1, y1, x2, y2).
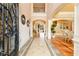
(51, 19, 74, 56)
(32, 20, 46, 38)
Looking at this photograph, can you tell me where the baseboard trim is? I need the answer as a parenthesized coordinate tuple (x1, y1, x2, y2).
(19, 37, 33, 56)
(45, 39, 55, 56)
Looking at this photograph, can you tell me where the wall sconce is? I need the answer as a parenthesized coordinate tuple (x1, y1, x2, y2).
(27, 19, 30, 27)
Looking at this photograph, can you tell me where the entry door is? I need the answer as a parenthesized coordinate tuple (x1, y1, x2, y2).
(0, 3, 19, 56)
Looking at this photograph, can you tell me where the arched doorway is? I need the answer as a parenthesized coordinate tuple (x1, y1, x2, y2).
(33, 20, 46, 38)
(51, 19, 74, 56)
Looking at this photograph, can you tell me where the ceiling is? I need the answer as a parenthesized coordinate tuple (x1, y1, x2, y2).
(53, 4, 74, 19)
(60, 4, 74, 12)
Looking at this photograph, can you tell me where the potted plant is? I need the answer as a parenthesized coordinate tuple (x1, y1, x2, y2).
(51, 21, 57, 38)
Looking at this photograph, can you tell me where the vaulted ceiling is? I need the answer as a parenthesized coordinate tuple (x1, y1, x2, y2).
(19, 3, 74, 20)
(60, 4, 74, 12)
(53, 4, 74, 20)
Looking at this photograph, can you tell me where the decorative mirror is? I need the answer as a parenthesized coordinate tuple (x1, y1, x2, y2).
(21, 15, 26, 25)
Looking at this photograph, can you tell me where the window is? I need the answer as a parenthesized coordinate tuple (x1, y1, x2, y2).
(33, 3, 45, 12)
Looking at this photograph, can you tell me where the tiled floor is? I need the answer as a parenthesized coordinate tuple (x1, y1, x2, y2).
(26, 37, 51, 56)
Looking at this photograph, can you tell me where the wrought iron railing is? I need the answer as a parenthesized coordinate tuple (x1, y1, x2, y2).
(0, 3, 19, 56)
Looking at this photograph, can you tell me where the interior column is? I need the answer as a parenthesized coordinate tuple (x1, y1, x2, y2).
(48, 19, 52, 40)
(74, 4, 79, 56)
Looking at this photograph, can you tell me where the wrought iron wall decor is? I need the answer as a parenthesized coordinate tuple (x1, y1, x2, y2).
(27, 20, 30, 27)
(0, 3, 19, 56)
(21, 15, 26, 25)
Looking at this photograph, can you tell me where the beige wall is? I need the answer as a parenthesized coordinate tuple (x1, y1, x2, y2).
(19, 3, 31, 50)
(47, 3, 62, 19)
(19, 3, 31, 19)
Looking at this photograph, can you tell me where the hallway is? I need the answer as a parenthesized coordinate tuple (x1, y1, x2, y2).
(1, 3, 79, 56)
(25, 38, 51, 56)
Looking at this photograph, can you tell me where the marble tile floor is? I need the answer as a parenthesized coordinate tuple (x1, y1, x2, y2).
(26, 37, 51, 56)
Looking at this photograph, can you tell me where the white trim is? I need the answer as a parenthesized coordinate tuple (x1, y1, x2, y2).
(54, 12, 74, 18)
